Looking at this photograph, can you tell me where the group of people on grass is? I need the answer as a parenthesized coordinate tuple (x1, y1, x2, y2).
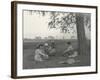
(34, 41, 56, 62)
(34, 41, 78, 63)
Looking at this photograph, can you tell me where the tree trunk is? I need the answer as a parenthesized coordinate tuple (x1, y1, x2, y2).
(76, 13, 87, 55)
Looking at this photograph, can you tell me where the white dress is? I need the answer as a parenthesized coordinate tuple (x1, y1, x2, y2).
(34, 49, 48, 62)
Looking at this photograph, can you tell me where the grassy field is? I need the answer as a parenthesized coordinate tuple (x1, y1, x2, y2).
(23, 39, 90, 69)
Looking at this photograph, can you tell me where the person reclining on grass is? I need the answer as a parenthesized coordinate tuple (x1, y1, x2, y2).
(63, 42, 78, 58)
(34, 44, 49, 62)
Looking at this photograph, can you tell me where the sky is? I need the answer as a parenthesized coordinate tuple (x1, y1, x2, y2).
(23, 10, 90, 39)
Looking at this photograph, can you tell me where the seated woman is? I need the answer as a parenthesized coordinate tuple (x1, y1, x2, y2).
(63, 42, 77, 57)
(34, 44, 49, 62)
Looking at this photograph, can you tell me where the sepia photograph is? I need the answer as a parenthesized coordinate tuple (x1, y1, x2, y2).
(11, 1, 97, 78)
(23, 10, 91, 69)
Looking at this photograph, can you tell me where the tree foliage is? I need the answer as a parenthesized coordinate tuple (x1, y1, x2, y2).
(48, 12, 76, 33)
(28, 10, 91, 33)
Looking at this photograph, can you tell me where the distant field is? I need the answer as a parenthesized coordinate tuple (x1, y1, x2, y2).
(23, 39, 90, 69)
(23, 39, 78, 49)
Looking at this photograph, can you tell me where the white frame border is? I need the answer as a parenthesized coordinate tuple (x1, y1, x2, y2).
(16, 3, 97, 77)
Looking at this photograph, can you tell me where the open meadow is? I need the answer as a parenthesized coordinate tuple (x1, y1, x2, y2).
(23, 39, 90, 69)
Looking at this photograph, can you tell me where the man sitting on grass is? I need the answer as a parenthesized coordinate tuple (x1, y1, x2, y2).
(44, 41, 56, 57)
(48, 41, 56, 56)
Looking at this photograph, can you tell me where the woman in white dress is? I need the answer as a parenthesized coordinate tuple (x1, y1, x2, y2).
(34, 44, 48, 62)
